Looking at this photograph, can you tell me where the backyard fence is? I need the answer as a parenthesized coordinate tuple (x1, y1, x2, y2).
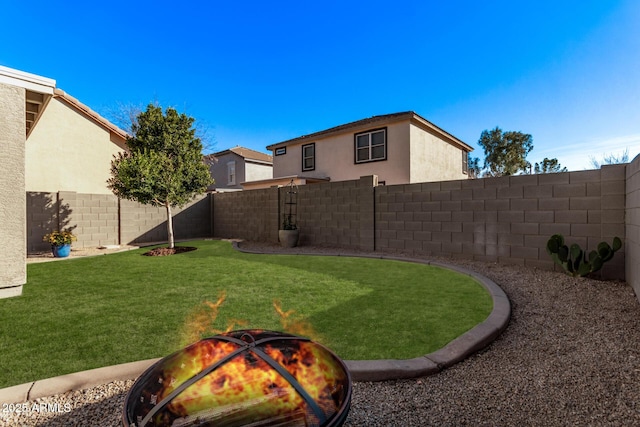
(25, 157, 640, 302)
(212, 166, 627, 281)
(27, 192, 212, 253)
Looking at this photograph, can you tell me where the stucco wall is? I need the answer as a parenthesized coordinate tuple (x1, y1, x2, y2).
(272, 121, 411, 185)
(0, 83, 26, 297)
(208, 152, 244, 191)
(245, 161, 273, 182)
(409, 123, 468, 182)
(25, 97, 126, 194)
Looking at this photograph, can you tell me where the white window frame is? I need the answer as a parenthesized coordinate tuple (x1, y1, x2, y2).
(227, 161, 236, 185)
(355, 128, 387, 163)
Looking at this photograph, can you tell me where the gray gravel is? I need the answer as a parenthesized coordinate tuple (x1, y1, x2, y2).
(2, 242, 640, 426)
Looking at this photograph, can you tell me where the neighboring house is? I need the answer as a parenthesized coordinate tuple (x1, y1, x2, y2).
(205, 146, 273, 191)
(26, 88, 128, 194)
(264, 111, 473, 187)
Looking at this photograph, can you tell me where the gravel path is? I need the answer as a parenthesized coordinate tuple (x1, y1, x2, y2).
(3, 242, 640, 426)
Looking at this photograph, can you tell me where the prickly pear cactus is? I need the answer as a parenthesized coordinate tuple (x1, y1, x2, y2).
(546, 234, 622, 277)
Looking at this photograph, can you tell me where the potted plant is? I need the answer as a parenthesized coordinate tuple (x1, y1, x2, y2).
(279, 180, 299, 248)
(279, 214, 299, 248)
(43, 229, 77, 258)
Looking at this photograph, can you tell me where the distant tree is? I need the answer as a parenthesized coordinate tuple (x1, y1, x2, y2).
(467, 153, 483, 178)
(108, 104, 213, 249)
(103, 101, 143, 134)
(103, 101, 216, 152)
(589, 148, 629, 169)
(478, 127, 533, 176)
(534, 157, 568, 174)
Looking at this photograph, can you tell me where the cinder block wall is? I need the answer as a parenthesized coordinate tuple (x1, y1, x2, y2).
(60, 192, 120, 248)
(376, 166, 626, 279)
(296, 176, 376, 249)
(211, 176, 376, 248)
(212, 188, 278, 242)
(212, 168, 626, 280)
(27, 192, 212, 251)
(117, 194, 212, 245)
(625, 154, 640, 299)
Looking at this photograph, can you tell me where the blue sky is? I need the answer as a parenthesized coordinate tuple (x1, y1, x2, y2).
(2, 0, 639, 171)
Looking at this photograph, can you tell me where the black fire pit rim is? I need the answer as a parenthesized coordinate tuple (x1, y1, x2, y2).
(123, 329, 352, 427)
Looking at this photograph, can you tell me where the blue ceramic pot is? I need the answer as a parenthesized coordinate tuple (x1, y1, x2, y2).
(52, 244, 71, 258)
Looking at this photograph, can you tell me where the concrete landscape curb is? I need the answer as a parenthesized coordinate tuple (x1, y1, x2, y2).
(0, 242, 510, 404)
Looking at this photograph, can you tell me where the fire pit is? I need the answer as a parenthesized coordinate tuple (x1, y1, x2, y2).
(123, 329, 352, 427)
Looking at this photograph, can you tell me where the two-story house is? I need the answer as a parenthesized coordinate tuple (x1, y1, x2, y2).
(263, 111, 472, 187)
(205, 146, 273, 191)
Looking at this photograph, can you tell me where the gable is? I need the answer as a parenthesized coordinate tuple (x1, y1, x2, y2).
(25, 97, 127, 194)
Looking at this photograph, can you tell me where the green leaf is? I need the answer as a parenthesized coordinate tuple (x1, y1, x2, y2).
(612, 237, 622, 251)
(558, 245, 569, 262)
(591, 256, 604, 273)
(577, 262, 592, 277)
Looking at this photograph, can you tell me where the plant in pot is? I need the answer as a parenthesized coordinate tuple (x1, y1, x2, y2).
(279, 180, 299, 248)
(43, 229, 77, 258)
(279, 214, 299, 248)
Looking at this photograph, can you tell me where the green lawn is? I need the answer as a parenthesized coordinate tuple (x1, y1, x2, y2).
(0, 240, 492, 388)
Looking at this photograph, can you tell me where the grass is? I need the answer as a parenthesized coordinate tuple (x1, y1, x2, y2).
(0, 240, 492, 388)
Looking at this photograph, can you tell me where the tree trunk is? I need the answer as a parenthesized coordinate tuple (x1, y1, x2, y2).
(165, 202, 174, 249)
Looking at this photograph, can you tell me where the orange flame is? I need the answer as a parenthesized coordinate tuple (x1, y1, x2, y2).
(273, 300, 320, 341)
(181, 293, 321, 346)
(180, 291, 248, 345)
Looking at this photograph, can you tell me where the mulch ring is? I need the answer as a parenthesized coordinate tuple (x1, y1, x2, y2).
(143, 246, 198, 256)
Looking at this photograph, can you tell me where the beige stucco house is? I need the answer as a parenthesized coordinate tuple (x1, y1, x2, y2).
(0, 65, 56, 298)
(264, 111, 473, 187)
(26, 89, 128, 194)
(205, 146, 273, 191)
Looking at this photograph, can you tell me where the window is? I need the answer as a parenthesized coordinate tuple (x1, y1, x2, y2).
(227, 161, 236, 185)
(355, 128, 386, 163)
(275, 147, 286, 156)
(302, 143, 315, 171)
(462, 150, 468, 174)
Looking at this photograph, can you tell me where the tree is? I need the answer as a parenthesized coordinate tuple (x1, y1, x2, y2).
(478, 127, 533, 176)
(108, 104, 213, 249)
(534, 157, 568, 174)
(102, 101, 216, 153)
(589, 148, 629, 169)
(467, 153, 483, 178)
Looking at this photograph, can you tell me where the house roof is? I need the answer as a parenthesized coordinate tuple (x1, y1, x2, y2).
(266, 111, 473, 152)
(210, 146, 273, 164)
(53, 89, 129, 141)
(0, 65, 57, 137)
